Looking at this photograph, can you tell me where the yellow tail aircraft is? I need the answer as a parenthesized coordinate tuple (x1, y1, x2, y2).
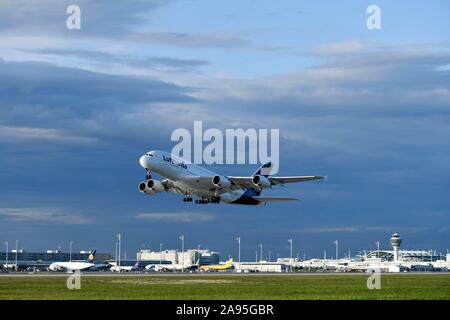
(200, 258, 234, 272)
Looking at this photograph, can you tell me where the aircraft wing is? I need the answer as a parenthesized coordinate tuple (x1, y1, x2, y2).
(183, 176, 213, 186)
(225, 177, 253, 187)
(160, 179, 188, 195)
(227, 175, 325, 188)
(183, 176, 242, 193)
(268, 176, 325, 185)
(182, 175, 325, 192)
(252, 196, 300, 204)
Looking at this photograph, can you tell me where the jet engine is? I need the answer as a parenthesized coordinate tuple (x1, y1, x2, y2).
(212, 175, 231, 189)
(252, 175, 271, 189)
(146, 179, 165, 192)
(138, 179, 165, 195)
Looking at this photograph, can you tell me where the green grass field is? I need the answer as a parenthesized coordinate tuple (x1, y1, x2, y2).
(0, 274, 449, 300)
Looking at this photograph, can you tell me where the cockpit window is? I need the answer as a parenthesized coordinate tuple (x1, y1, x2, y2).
(146, 152, 155, 157)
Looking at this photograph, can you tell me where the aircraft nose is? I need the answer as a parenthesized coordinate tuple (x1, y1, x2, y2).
(139, 155, 148, 168)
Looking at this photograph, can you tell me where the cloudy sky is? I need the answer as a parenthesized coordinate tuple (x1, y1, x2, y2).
(0, 0, 449, 260)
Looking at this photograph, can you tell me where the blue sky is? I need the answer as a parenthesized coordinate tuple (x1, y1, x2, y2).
(0, 1, 449, 260)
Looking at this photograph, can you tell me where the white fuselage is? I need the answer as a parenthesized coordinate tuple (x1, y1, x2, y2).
(110, 265, 138, 272)
(145, 263, 191, 272)
(48, 261, 94, 272)
(139, 150, 245, 203)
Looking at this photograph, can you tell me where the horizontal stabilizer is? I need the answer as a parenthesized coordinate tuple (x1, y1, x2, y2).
(252, 196, 300, 203)
(270, 176, 324, 185)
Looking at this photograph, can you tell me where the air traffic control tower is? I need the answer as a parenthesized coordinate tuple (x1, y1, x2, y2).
(390, 233, 402, 261)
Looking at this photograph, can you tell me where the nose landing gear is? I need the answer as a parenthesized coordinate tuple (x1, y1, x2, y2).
(145, 169, 152, 180)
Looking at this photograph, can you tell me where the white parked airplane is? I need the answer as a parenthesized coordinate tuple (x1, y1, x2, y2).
(145, 263, 197, 272)
(48, 250, 96, 272)
(138, 150, 324, 205)
(110, 260, 140, 272)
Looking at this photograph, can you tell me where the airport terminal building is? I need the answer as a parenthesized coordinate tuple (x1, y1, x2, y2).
(137, 249, 220, 266)
(0, 250, 112, 270)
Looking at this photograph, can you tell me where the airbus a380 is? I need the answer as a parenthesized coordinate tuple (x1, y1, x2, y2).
(138, 150, 324, 205)
(49, 250, 96, 272)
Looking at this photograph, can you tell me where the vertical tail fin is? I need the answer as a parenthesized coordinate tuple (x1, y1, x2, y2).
(252, 162, 274, 177)
(87, 250, 96, 263)
(248, 162, 274, 196)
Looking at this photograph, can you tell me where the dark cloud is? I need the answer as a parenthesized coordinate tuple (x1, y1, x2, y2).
(0, 60, 194, 104)
(0, 0, 171, 36)
(20, 48, 209, 71)
(0, 60, 197, 133)
(0, 1, 251, 49)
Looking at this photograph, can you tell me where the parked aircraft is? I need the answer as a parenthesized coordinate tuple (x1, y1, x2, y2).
(49, 250, 96, 272)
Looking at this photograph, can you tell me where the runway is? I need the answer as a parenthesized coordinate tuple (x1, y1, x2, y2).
(0, 271, 448, 278)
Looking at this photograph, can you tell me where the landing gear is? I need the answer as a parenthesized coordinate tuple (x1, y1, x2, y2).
(195, 199, 209, 204)
(145, 169, 152, 180)
(193, 197, 220, 204)
(211, 196, 220, 204)
(183, 192, 193, 202)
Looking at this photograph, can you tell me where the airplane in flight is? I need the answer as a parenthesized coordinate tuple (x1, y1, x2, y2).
(138, 150, 324, 205)
(48, 250, 96, 272)
(200, 258, 234, 272)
